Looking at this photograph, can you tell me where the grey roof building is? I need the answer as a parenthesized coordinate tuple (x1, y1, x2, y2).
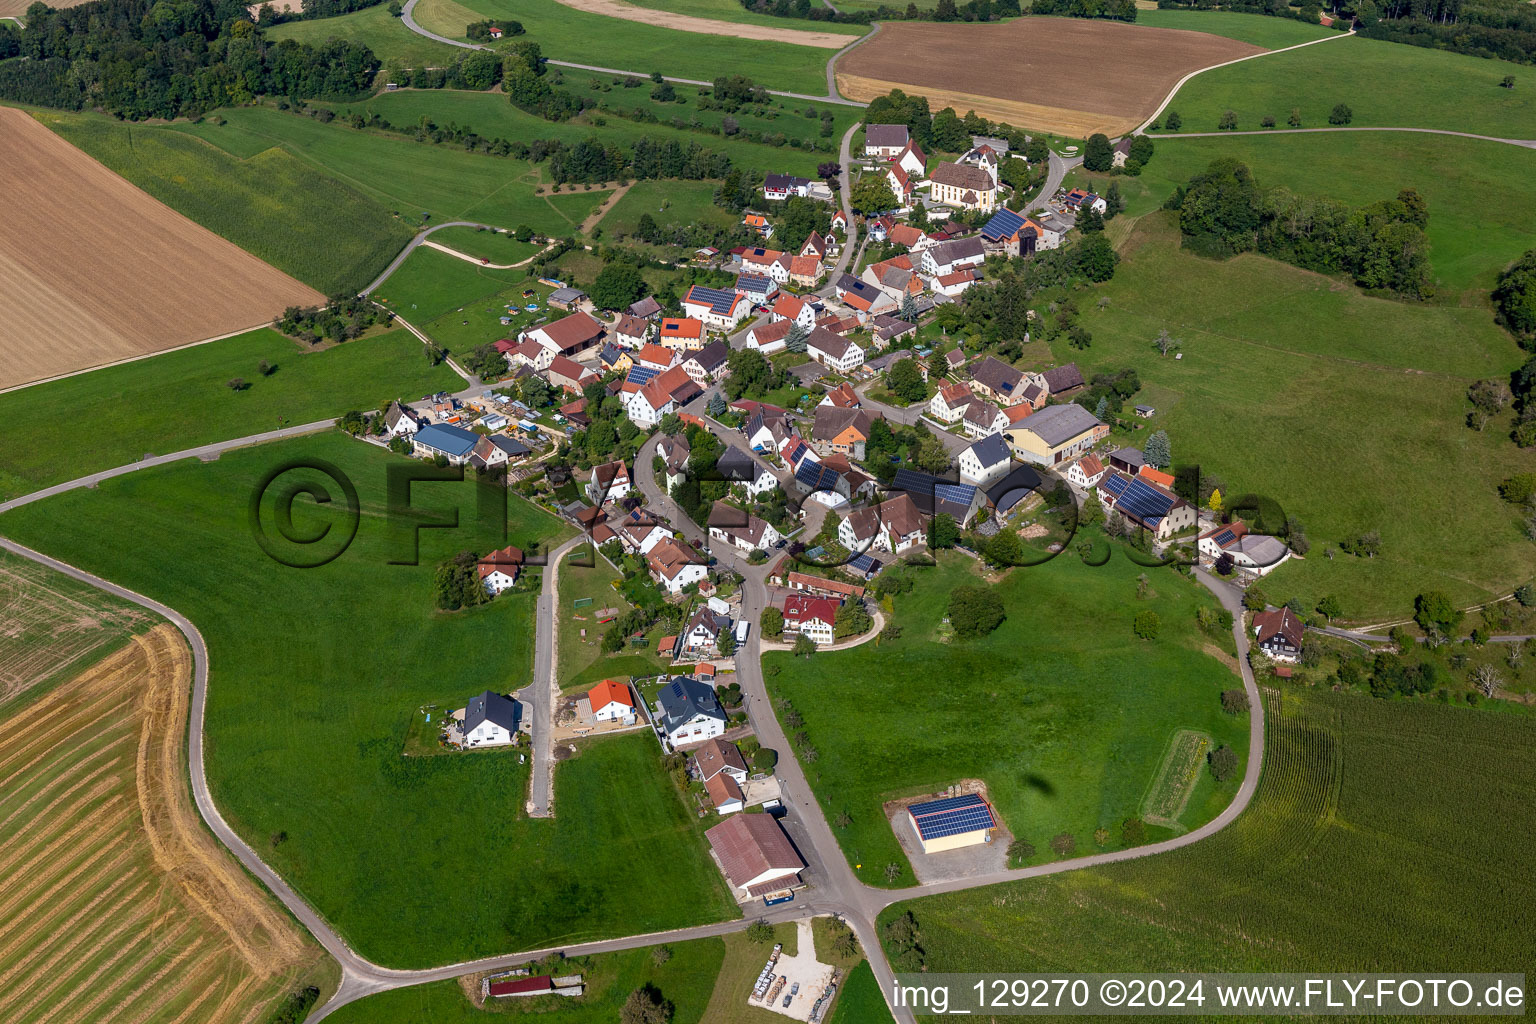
(464, 690, 521, 735)
(655, 676, 728, 737)
(1016, 403, 1103, 448)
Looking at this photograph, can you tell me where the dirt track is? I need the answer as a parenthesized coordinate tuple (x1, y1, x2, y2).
(550, 0, 854, 47)
(0, 107, 321, 389)
(837, 18, 1263, 136)
(0, 625, 323, 1024)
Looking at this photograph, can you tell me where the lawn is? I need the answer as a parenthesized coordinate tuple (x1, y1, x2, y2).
(1157, 34, 1536, 140)
(1133, 8, 1335, 47)
(877, 689, 1536, 983)
(0, 327, 460, 503)
(412, 0, 836, 94)
(1064, 212, 1536, 620)
(828, 961, 894, 1024)
(557, 545, 634, 684)
(598, 179, 739, 239)
(428, 224, 545, 264)
(327, 84, 847, 177)
(763, 552, 1249, 887)
(169, 105, 608, 235)
(39, 109, 414, 294)
(372, 245, 551, 357)
(0, 433, 740, 966)
(1143, 130, 1536, 296)
(322, 937, 727, 1022)
(265, 2, 466, 67)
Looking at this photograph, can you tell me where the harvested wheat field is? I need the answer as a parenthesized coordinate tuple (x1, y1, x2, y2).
(0, 107, 322, 390)
(0, 625, 328, 1024)
(0, 547, 153, 705)
(837, 18, 1263, 136)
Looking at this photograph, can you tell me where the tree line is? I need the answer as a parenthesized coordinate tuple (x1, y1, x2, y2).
(735, 0, 1019, 26)
(1166, 158, 1434, 298)
(1, 0, 379, 119)
(1357, 0, 1536, 66)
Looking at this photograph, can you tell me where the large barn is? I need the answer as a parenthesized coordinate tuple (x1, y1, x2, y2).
(907, 793, 997, 855)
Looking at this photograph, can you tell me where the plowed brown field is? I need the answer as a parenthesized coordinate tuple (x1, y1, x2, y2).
(837, 18, 1263, 137)
(0, 625, 327, 1024)
(0, 107, 322, 390)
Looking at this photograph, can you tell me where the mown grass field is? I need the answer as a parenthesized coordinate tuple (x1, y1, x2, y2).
(1068, 212, 1536, 620)
(0, 548, 153, 706)
(878, 689, 1536, 985)
(829, 961, 894, 1024)
(1158, 35, 1536, 139)
(557, 546, 637, 685)
(0, 626, 333, 1024)
(763, 553, 1248, 887)
(0, 433, 739, 966)
(266, 2, 466, 67)
(39, 109, 414, 295)
(329, 84, 850, 177)
(170, 105, 608, 235)
(427, 224, 545, 264)
(599, 179, 739, 238)
(412, 0, 836, 94)
(1133, 8, 1335, 47)
(323, 937, 726, 1022)
(0, 327, 460, 503)
(373, 244, 550, 357)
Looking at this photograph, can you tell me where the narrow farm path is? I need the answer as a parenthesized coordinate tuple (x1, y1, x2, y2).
(524, 534, 588, 817)
(420, 238, 551, 270)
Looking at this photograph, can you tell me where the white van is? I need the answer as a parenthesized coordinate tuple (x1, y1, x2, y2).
(735, 621, 751, 645)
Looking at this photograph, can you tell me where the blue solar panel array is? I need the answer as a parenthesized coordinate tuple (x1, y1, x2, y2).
(795, 460, 841, 493)
(626, 366, 659, 386)
(1102, 474, 1177, 526)
(934, 482, 977, 508)
(687, 285, 739, 315)
(909, 794, 996, 840)
(848, 553, 881, 575)
(981, 209, 1025, 241)
(1212, 528, 1236, 546)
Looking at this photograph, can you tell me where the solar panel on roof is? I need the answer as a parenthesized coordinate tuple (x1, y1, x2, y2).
(848, 553, 877, 573)
(981, 209, 1025, 240)
(626, 366, 659, 386)
(910, 794, 984, 816)
(934, 482, 977, 506)
(908, 794, 996, 840)
(1112, 476, 1176, 525)
(1213, 529, 1236, 547)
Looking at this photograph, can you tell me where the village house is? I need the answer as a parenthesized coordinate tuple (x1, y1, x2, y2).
(810, 405, 876, 461)
(862, 254, 923, 304)
(769, 292, 817, 331)
(744, 318, 794, 356)
(840, 492, 928, 553)
(782, 593, 840, 645)
(886, 163, 915, 207)
(806, 328, 866, 374)
(1252, 607, 1304, 662)
(1063, 187, 1108, 214)
(618, 516, 667, 557)
(820, 382, 861, 410)
(800, 231, 828, 260)
(647, 536, 709, 594)
(504, 337, 552, 372)
(957, 143, 1000, 185)
(682, 340, 730, 387)
(587, 461, 631, 505)
(929, 161, 998, 212)
(588, 679, 636, 724)
(733, 274, 778, 307)
(959, 398, 1009, 439)
(705, 813, 804, 900)
(1098, 472, 1197, 540)
(787, 255, 823, 289)
(659, 317, 706, 351)
(682, 285, 750, 331)
(382, 400, 424, 438)
(834, 274, 898, 319)
(921, 236, 986, 279)
(763, 173, 813, 201)
(477, 545, 523, 594)
(968, 356, 1024, 404)
(695, 737, 750, 787)
(743, 213, 773, 239)
(599, 342, 630, 375)
(635, 342, 678, 372)
(469, 434, 531, 472)
(957, 434, 1013, 487)
(929, 381, 976, 424)
(547, 286, 587, 312)
(613, 313, 650, 349)
(523, 310, 605, 362)
(863, 123, 910, 159)
(743, 404, 796, 453)
(623, 365, 702, 428)
(705, 770, 745, 815)
(681, 604, 734, 654)
(462, 690, 521, 747)
(830, 208, 848, 232)
(933, 270, 977, 298)
(707, 500, 781, 554)
(546, 354, 598, 396)
(894, 140, 927, 177)
(872, 315, 917, 349)
(1004, 403, 1108, 465)
(1065, 453, 1108, 489)
(655, 675, 728, 746)
(629, 296, 663, 320)
(717, 446, 779, 498)
(1198, 520, 1293, 577)
(412, 423, 479, 465)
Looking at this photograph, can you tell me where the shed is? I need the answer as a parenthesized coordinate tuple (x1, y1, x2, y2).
(907, 793, 997, 854)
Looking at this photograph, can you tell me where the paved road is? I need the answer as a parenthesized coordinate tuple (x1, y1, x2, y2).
(523, 534, 588, 816)
(0, 420, 336, 515)
(828, 121, 862, 282)
(399, 0, 861, 104)
(361, 219, 514, 296)
(824, 22, 877, 100)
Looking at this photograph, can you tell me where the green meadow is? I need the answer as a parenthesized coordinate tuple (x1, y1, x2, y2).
(604, 0, 862, 35)
(0, 434, 739, 966)
(1158, 35, 1536, 139)
(168, 105, 608, 234)
(879, 690, 1536, 983)
(0, 328, 459, 503)
(1134, 8, 1335, 47)
(427, 224, 545, 264)
(764, 553, 1248, 887)
(412, 0, 837, 94)
(372, 245, 555, 356)
(598, 179, 739, 238)
(829, 961, 895, 1024)
(39, 109, 414, 294)
(1060, 209, 1536, 620)
(265, 2, 466, 67)
(323, 937, 727, 1022)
